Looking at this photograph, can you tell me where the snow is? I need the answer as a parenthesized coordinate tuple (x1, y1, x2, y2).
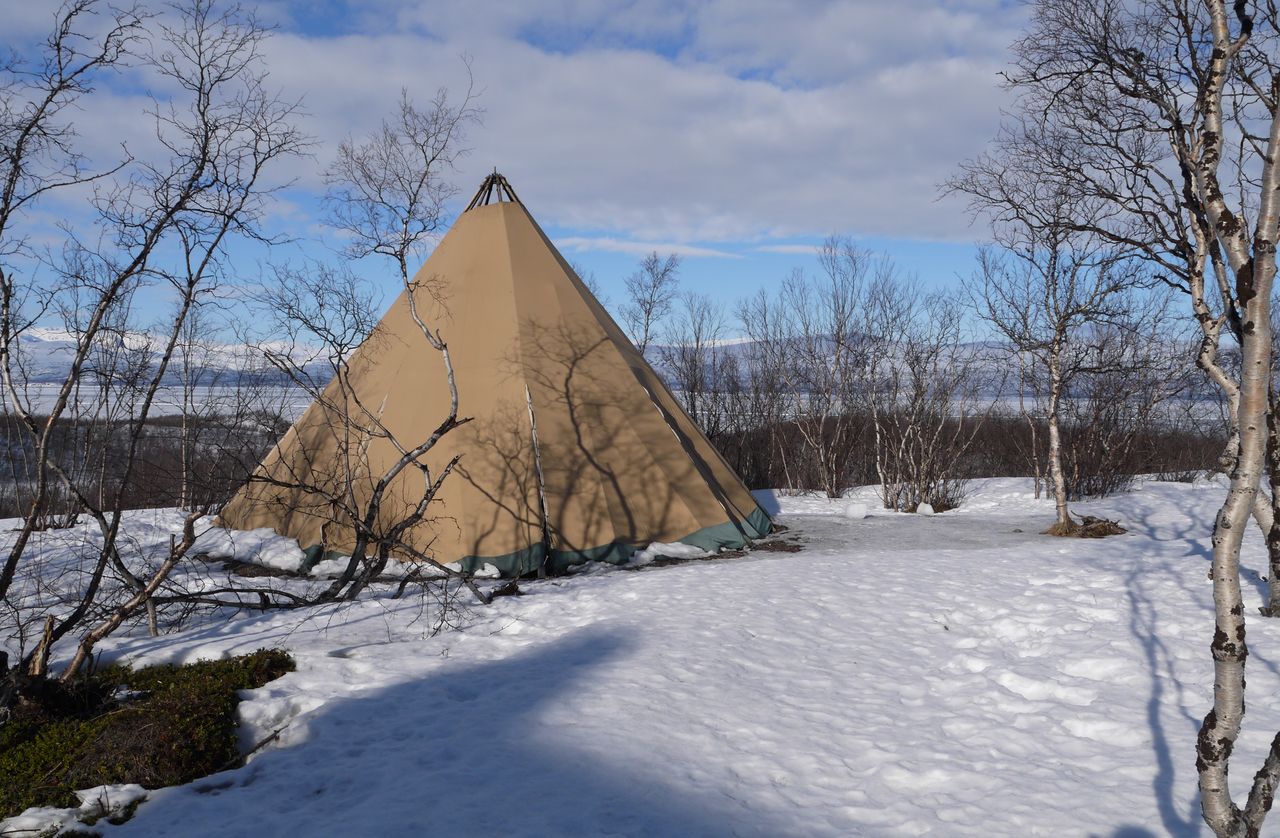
(193, 526, 308, 574)
(4, 476, 1277, 837)
(627, 540, 712, 568)
(2, 785, 148, 836)
(842, 501, 868, 519)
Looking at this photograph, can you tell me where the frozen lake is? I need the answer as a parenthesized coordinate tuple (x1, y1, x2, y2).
(2, 384, 315, 421)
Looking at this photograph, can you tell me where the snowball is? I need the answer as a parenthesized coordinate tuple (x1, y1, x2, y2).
(917, 503, 935, 516)
(843, 502, 868, 520)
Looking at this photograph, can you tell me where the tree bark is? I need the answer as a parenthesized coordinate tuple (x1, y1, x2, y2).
(1196, 4, 1280, 833)
(1046, 351, 1074, 532)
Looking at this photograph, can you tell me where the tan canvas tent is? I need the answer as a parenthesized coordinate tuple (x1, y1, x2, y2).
(221, 173, 771, 575)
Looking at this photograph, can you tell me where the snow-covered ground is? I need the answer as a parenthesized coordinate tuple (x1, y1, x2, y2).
(5, 477, 1279, 837)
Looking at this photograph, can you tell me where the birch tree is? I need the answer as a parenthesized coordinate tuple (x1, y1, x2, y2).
(977, 1, 1280, 832)
(324, 72, 479, 281)
(0, 0, 305, 690)
(864, 283, 988, 513)
(620, 251, 681, 355)
(765, 238, 877, 498)
(959, 213, 1134, 531)
(1184, 8, 1280, 829)
(0, 0, 144, 606)
(250, 264, 478, 603)
(964, 0, 1280, 601)
(661, 290, 735, 442)
(241, 81, 485, 603)
(735, 289, 793, 489)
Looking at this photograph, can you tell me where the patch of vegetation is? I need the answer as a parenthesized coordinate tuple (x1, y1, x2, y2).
(1043, 515, 1128, 538)
(0, 648, 294, 819)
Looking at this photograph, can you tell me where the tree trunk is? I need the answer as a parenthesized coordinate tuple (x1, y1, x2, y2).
(1045, 357, 1073, 534)
(1264, 415, 1280, 617)
(1196, 7, 1279, 832)
(1198, 304, 1270, 835)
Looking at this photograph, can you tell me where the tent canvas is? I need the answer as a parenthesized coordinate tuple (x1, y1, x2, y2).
(221, 174, 771, 575)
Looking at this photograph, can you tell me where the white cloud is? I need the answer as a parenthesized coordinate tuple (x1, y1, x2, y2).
(687, 0, 1023, 86)
(754, 244, 821, 255)
(556, 237, 740, 258)
(252, 27, 1009, 242)
(2, 0, 1017, 249)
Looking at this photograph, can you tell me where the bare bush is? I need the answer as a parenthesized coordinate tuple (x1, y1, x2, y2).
(0, 0, 304, 692)
(865, 286, 989, 513)
(236, 83, 486, 604)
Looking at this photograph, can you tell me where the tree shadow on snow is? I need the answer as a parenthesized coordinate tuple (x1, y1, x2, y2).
(1123, 562, 1204, 837)
(112, 626, 786, 837)
(1118, 497, 1280, 838)
(1122, 503, 1269, 603)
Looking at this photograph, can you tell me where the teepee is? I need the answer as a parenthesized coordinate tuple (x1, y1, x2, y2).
(221, 173, 771, 575)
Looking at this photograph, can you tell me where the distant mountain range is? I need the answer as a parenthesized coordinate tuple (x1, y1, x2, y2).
(14, 326, 1010, 386)
(13, 328, 331, 387)
(10, 327, 1210, 406)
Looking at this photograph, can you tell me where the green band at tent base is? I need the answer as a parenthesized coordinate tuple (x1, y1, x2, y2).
(297, 505, 772, 578)
(459, 504, 774, 577)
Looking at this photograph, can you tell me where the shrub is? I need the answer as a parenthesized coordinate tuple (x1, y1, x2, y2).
(0, 648, 294, 818)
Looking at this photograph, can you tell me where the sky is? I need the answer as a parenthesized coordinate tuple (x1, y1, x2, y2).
(3, 0, 1024, 333)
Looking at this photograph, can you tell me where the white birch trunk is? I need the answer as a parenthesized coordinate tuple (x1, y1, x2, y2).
(1046, 349, 1072, 532)
(1196, 5, 1280, 834)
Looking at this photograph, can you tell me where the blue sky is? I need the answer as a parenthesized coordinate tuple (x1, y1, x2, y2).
(4, 0, 1023, 332)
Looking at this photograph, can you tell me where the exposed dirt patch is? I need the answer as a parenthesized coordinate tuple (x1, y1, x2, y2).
(190, 553, 303, 579)
(489, 580, 523, 599)
(624, 536, 806, 570)
(1043, 515, 1127, 539)
(220, 559, 300, 578)
(751, 539, 805, 553)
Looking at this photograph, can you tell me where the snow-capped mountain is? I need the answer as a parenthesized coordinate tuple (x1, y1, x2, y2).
(12, 328, 330, 386)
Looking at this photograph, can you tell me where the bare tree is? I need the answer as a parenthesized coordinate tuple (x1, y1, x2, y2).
(975, 1, 1280, 833)
(766, 237, 876, 498)
(0, 0, 144, 607)
(660, 290, 736, 442)
(620, 251, 681, 355)
(734, 289, 793, 489)
(959, 204, 1135, 531)
(1057, 300, 1191, 498)
(175, 303, 218, 510)
(568, 260, 608, 306)
(235, 77, 487, 604)
(249, 264, 477, 603)
(1015, 349, 1045, 499)
(864, 283, 989, 513)
(962, 0, 1280, 573)
(325, 72, 480, 281)
(0, 0, 304, 690)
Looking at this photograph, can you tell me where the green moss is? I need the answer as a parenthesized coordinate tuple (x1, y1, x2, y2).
(0, 648, 294, 820)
